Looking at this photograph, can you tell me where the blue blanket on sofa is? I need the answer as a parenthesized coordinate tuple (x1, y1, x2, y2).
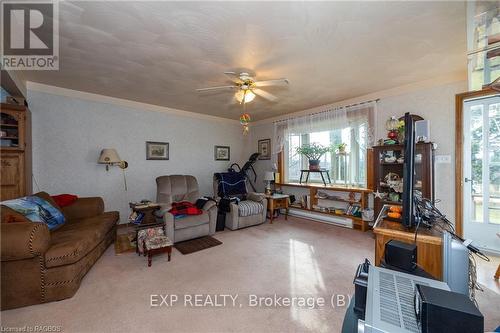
(2, 196, 65, 230)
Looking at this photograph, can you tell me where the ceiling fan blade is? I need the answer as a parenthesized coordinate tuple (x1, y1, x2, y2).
(253, 88, 278, 102)
(253, 78, 289, 87)
(224, 72, 243, 83)
(196, 85, 238, 92)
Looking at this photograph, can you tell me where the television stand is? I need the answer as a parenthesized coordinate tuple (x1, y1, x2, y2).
(373, 219, 443, 279)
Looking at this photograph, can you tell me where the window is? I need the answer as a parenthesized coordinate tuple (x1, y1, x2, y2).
(284, 122, 369, 187)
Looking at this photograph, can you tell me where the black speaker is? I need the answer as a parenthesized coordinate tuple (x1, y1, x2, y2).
(384, 239, 417, 272)
(415, 284, 483, 333)
(353, 259, 370, 319)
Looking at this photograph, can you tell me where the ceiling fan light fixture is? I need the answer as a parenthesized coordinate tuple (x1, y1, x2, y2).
(235, 90, 256, 104)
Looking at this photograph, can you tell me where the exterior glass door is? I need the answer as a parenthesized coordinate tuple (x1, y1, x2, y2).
(463, 95, 500, 253)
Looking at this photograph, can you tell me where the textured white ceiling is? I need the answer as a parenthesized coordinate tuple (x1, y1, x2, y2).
(18, 1, 466, 120)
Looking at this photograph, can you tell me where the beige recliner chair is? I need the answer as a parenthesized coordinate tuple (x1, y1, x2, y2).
(213, 176, 267, 230)
(156, 175, 217, 243)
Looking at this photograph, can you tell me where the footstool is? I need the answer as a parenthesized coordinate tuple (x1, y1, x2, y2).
(137, 226, 173, 267)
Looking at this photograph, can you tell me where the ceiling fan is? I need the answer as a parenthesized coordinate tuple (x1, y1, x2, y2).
(196, 72, 289, 104)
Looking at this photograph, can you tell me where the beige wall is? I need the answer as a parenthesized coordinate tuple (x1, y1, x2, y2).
(373, 81, 466, 222)
(248, 80, 467, 223)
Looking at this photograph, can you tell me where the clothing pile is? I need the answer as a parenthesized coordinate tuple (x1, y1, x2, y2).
(169, 201, 203, 218)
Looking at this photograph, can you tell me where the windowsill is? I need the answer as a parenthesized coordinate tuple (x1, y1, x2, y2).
(288, 179, 363, 185)
(276, 182, 371, 192)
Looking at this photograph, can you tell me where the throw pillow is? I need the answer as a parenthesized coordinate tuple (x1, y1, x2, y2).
(2, 196, 66, 230)
(51, 194, 78, 207)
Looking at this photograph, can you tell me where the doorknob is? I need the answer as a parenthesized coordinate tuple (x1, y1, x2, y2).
(465, 177, 472, 183)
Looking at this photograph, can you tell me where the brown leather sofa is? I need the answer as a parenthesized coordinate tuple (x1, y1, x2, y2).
(1, 192, 119, 310)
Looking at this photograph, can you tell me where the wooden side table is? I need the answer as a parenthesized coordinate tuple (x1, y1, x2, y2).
(266, 194, 290, 223)
(129, 202, 162, 253)
(129, 202, 161, 225)
(373, 219, 443, 279)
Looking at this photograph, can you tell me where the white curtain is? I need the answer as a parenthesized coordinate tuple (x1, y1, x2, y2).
(271, 101, 377, 164)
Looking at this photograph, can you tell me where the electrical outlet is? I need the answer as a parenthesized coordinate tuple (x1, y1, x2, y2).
(435, 155, 451, 164)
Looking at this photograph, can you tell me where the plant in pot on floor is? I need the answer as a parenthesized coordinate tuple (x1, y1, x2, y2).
(296, 143, 333, 171)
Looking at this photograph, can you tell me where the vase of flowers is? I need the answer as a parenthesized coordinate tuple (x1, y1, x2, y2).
(296, 143, 332, 170)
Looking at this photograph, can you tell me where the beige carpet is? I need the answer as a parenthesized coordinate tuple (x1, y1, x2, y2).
(1, 217, 499, 332)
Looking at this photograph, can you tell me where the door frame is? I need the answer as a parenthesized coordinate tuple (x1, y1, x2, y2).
(455, 87, 497, 237)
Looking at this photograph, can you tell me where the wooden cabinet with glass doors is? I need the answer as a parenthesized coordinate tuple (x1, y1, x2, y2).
(372, 143, 435, 222)
(1, 103, 32, 200)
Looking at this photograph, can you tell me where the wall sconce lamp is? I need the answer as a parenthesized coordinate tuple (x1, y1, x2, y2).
(98, 149, 128, 171)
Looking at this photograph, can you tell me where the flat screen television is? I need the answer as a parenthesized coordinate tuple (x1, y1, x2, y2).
(402, 112, 415, 228)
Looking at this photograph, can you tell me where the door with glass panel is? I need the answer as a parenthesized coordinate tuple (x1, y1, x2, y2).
(463, 95, 500, 253)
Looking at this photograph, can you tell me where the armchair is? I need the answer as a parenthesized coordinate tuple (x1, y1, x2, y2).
(213, 176, 267, 230)
(156, 175, 217, 243)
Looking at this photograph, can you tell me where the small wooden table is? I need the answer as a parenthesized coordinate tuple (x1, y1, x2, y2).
(299, 169, 332, 186)
(266, 194, 290, 223)
(129, 202, 162, 253)
(129, 202, 161, 225)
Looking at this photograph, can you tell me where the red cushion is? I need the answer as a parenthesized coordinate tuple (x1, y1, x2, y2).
(51, 194, 78, 207)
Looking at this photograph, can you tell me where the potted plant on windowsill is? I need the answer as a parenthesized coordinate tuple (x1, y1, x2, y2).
(337, 143, 347, 154)
(296, 143, 333, 171)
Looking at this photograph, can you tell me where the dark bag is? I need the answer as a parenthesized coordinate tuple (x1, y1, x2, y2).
(195, 198, 208, 209)
(216, 211, 226, 231)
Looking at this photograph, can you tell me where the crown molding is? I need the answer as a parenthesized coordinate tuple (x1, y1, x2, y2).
(2, 70, 27, 98)
(253, 70, 467, 125)
(26, 81, 240, 125)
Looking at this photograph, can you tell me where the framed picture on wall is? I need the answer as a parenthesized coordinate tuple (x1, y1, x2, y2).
(258, 139, 271, 160)
(214, 146, 230, 161)
(146, 141, 169, 160)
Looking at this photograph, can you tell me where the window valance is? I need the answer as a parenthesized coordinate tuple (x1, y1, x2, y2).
(271, 101, 377, 163)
